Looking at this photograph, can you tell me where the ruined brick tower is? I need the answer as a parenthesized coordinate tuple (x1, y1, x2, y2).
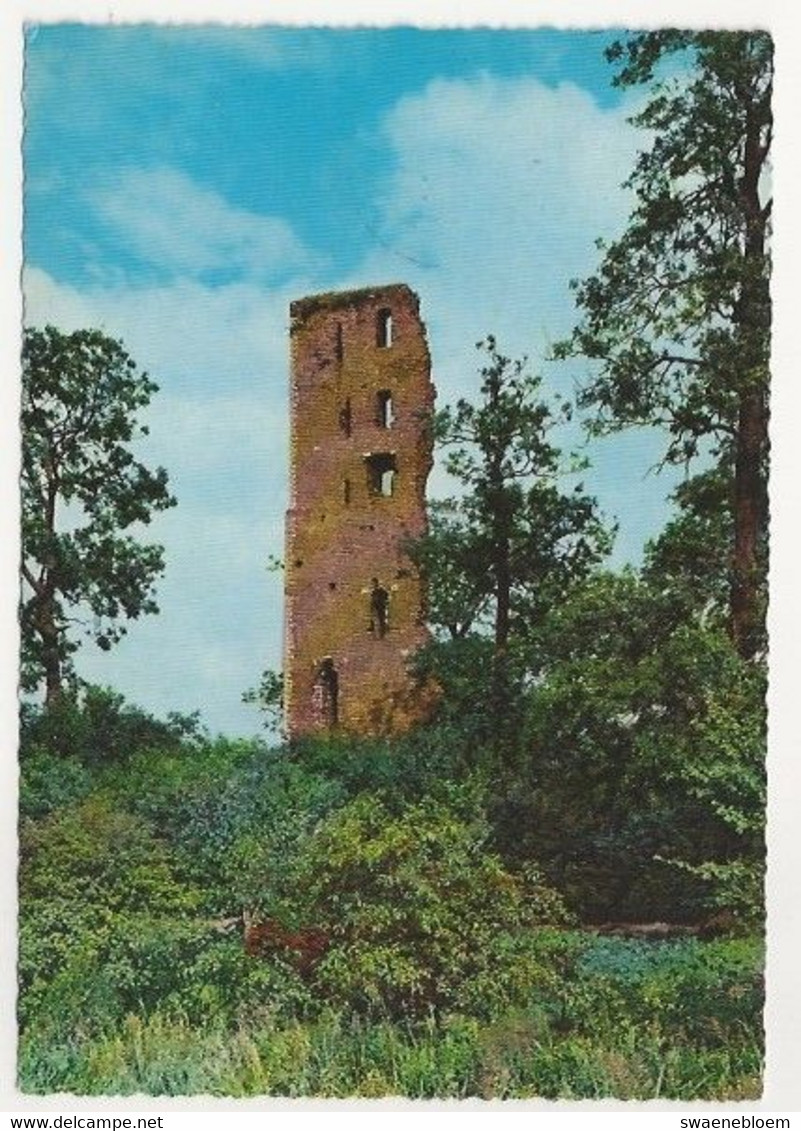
(284, 284, 434, 739)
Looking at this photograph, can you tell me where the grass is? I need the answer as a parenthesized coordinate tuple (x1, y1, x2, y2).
(18, 935, 764, 1099)
(18, 1008, 762, 1099)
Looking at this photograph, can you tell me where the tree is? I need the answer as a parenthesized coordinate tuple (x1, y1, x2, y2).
(511, 570, 765, 923)
(288, 790, 570, 1017)
(242, 668, 284, 736)
(21, 326, 175, 704)
(408, 338, 611, 761)
(642, 466, 733, 620)
(418, 337, 612, 653)
(556, 32, 772, 659)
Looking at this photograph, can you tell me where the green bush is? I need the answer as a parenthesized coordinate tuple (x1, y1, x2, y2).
(175, 937, 315, 1025)
(16, 680, 765, 1101)
(286, 789, 571, 1018)
(573, 935, 764, 1047)
(507, 577, 766, 923)
(20, 795, 198, 915)
(20, 685, 205, 766)
(19, 795, 201, 1026)
(19, 749, 93, 819)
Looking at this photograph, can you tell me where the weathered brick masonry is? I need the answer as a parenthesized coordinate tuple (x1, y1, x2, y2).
(284, 284, 435, 738)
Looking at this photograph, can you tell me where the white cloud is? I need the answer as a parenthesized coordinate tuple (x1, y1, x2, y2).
(23, 264, 306, 396)
(342, 73, 677, 561)
(367, 74, 640, 376)
(91, 167, 318, 283)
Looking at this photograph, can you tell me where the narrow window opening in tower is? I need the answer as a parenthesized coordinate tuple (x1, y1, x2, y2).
(312, 657, 339, 727)
(335, 321, 344, 361)
(343, 477, 351, 505)
(376, 308, 393, 348)
(339, 398, 352, 436)
(376, 389, 395, 428)
(369, 579, 390, 638)
(364, 452, 397, 497)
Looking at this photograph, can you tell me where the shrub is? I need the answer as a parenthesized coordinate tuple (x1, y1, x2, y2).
(19, 749, 93, 819)
(575, 935, 764, 1047)
(286, 789, 571, 1018)
(20, 685, 205, 766)
(19, 796, 201, 1026)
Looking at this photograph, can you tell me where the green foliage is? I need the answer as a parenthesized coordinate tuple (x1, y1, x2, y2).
(410, 635, 502, 755)
(19, 936, 763, 1099)
(556, 32, 771, 657)
(167, 746, 347, 916)
(560, 32, 772, 459)
(21, 326, 176, 701)
(19, 748, 93, 820)
(20, 794, 196, 914)
(16, 672, 764, 1100)
(407, 337, 613, 774)
(177, 937, 315, 1025)
(20, 684, 204, 765)
(289, 725, 472, 800)
(413, 337, 612, 651)
(19, 794, 201, 1026)
(405, 499, 492, 639)
(576, 935, 764, 1050)
(242, 668, 284, 734)
(643, 467, 734, 619)
(286, 791, 570, 1017)
(503, 572, 766, 921)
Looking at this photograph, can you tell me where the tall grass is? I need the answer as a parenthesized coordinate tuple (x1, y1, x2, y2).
(19, 1002, 762, 1099)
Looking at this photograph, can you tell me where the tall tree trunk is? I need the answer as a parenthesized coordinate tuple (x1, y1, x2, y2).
(731, 386, 767, 659)
(486, 366, 512, 656)
(37, 593, 62, 707)
(494, 525, 511, 653)
(40, 460, 63, 706)
(731, 93, 770, 659)
(490, 488, 514, 763)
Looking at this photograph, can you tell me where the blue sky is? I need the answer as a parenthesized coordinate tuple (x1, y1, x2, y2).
(23, 24, 686, 735)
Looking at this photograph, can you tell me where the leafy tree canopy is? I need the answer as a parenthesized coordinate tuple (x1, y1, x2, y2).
(516, 570, 765, 923)
(556, 31, 772, 657)
(411, 337, 612, 650)
(21, 326, 175, 703)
